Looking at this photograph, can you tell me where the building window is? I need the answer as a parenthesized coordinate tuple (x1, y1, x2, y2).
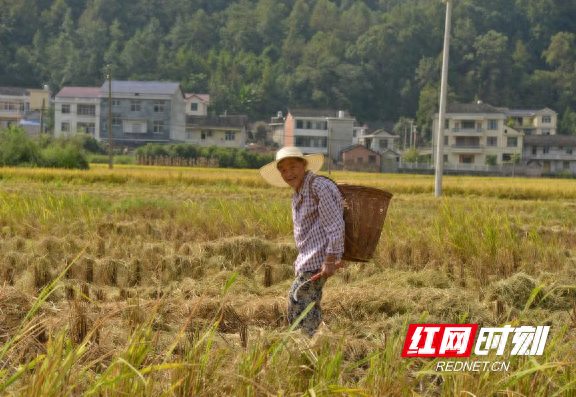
(461, 120, 476, 129)
(368, 155, 376, 164)
(444, 136, 448, 146)
(532, 146, 537, 155)
(488, 119, 498, 130)
(295, 136, 327, 147)
(112, 114, 121, 126)
(296, 120, 303, 129)
(543, 146, 549, 154)
(153, 120, 164, 133)
(507, 137, 518, 147)
(130, 100, 141, 112)
(502, 153, 512, 162)
(379, 139, 388, 149)
(153, 101, 165, 112)
(564, 161, 570, 170)
(444, 119, 449, 129)
(542, 115, 551, 124)
(487, 137, 498, 147)
(225, 131, 236, 141)
(61, 122, 70, 132)
(567, 147, 573, 155)
(459, 155, 474, 164)
(201, 130, 212, 140)
(123, 121, 146, 134)
(77, 122, 95, 134)
(112, 99, 120, 106)
(77, 104, 96, 116)
(190, 103, 198, 111)
(542, 129, 551, 135)
(61, 104, 70, 114)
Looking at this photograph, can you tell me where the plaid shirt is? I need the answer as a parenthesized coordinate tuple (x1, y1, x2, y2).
(292, 171, 345, 273)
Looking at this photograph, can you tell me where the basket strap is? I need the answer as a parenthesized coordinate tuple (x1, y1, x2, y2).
(309, 174, 343, 203)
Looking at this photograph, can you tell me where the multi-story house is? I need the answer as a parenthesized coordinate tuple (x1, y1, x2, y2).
(357, 128, 400, 153)
(0, 86, 51, 130)
(523, 135, 576, 175)
(185, 93, 210, 116)
(432, 102, 524, 166)
(281, 109, 356, 163)
(1, 87, 30, 129)
(54, 87, 100, 138)
(183, 115, 248, 148)
(502, 108, 557, 136)
(100, 80, 186, 146)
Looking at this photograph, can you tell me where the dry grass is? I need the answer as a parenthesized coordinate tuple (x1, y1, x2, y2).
(0, 165, 575, 395)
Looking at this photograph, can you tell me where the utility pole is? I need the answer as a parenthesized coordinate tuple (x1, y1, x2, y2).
(40, 98, 45, 135)
(106, 64, 113, 169)
(434, 0, 453, 197)
(327, 123, 332, 175)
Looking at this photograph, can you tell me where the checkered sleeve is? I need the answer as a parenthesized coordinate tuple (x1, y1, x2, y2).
(313, 179, 345, 260)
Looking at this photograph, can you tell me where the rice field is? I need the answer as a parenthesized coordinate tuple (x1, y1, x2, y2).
(0, 164, 575, 396)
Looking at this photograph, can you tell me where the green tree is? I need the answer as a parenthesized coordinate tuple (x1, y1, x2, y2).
(120, 18, 162, 79)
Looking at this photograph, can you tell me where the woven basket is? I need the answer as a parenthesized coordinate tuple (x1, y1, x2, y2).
(337, 184, 393, 262)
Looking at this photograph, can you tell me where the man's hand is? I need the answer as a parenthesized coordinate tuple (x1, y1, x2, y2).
(310, 259, 345, 281)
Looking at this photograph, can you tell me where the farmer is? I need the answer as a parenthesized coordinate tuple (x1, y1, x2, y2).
(259, 146, 345, 336)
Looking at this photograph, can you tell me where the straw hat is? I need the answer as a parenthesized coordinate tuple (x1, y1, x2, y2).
(259, 146, 324, 187)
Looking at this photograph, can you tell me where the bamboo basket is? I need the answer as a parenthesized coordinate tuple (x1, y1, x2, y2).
(337, 184, 393, 262)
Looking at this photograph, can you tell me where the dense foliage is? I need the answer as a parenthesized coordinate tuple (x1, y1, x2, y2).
(1, 0, 576, 137)
(136, 143, 274, 168)
(0, 127, 90, 169)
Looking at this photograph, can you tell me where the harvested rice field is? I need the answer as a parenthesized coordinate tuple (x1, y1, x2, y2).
(0, 164, 575, 396)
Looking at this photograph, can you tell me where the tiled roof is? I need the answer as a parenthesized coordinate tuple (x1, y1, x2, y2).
(288, 108, 351, 118)
(524, 135, 576, 146)
(185, 93, 210, 102)
(340, 144, 379, 154)
(446, 102, 501, 114)
(56, 86, 101, 98)
(363, 128, 398, 138)
(101, 80, 182, 96)
(0, 87, 28, 96)
(503, 108, 556, 117)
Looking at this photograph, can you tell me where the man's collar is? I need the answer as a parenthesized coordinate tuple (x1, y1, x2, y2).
(295, 171, 312, 197)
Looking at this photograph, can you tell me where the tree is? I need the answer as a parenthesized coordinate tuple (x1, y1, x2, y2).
(120, 19, 162, 79)
(559, 108, 576, 135)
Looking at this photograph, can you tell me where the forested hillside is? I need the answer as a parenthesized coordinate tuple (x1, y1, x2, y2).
(1, 0, 575, 135)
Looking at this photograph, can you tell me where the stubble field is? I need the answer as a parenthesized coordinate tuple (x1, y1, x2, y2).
(0, 164, 575, 396)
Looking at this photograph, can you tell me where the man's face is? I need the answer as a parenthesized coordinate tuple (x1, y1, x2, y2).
(277, 157, 307, 191)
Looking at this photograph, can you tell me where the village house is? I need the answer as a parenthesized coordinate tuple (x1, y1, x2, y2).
(432, 102, 526, 167)
(99, 80, 186, 146)
(0, 86, 51, 134)
(272, 109, 356, 164)
(185, 93, 210, 116)
(54, 86, 100, 139)
(183, 114, 249, 148)
(523, 135, 576, 176)
(341, 144, 381, 172)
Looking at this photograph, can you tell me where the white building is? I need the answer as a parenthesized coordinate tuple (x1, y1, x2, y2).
(185, 93, 210, 116)
(432, 102, 525, 166)
(281, 109, 356, 162)
(54, 87, 101, 139)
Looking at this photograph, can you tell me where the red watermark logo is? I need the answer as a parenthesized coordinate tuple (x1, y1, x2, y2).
(401, 324, 478, 358)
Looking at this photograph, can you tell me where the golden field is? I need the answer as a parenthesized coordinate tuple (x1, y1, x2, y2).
(0, 164, 575, 396)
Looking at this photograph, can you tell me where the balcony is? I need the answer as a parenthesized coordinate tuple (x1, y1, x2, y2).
(452, 127, 484, 133)
(450, 144, 484, 153)
(527, 153, 576, 161)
